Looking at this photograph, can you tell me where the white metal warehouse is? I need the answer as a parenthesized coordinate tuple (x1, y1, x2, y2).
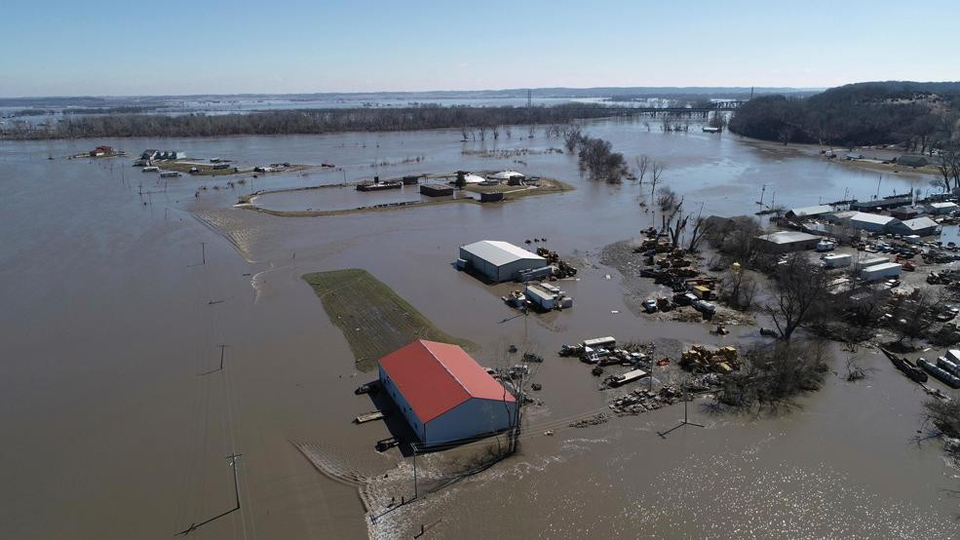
(378, 340, 516, 447)
(459, 240, 546, 282)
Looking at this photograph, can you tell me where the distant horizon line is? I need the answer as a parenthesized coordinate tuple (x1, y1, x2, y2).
(0, 85, 828, 102)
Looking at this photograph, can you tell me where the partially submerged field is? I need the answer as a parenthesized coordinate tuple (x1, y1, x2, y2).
(302, 269, 473, 371)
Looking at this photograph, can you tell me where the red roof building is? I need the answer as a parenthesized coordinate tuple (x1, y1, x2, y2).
(378, 340, 516, 447)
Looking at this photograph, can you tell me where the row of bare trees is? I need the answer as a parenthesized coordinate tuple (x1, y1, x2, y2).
(2, 104, 616, 140)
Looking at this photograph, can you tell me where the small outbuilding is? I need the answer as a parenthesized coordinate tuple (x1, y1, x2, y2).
(927, 201, 958, 215)
(459, 240, 545, 282)
(756, 231, 821, 253)
(378, 340, 516, 447)
(889, 206, 923, 221)
(420, 184, 454, 197)
(897, 155, 929, 168)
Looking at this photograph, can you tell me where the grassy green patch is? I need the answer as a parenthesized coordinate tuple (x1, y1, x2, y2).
(302, 269, 474, 371)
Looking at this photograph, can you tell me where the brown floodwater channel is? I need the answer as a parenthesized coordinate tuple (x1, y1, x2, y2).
(0, 122, 956, 539)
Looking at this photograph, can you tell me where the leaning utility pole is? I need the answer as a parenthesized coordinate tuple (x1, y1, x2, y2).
(199, 344, 228, 376)
(175, 453, 243, 536)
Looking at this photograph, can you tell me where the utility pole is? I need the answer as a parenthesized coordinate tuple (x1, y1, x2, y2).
(412, 444, 418, 500)
(657, 380, 705, 438)
(200, 344, 228, 376)
(201, 242, 206, 265)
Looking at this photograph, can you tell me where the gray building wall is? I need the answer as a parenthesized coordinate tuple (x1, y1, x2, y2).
(379, 365, 425, 441)
(424, 398, 516, 446)
(458, 247, 543, 282)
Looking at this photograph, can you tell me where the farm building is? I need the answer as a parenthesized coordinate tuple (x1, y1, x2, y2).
(889, 216, 940, 237)
(378, 340, 516, 447)
(785, 205, 833, 220)
(890, 206, 923, 221)
(420, 184, 454, 197)
(848, 212, 899, 232)
(756, 231, 821, 253)
(824, 210, 858, 224)
(897, 155, 929, 167)
(927, 201, 958, 215)
(850, 197, 911, 212)
(459, 240, 545, 282)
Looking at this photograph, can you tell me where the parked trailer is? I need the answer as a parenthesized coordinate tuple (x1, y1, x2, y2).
(524, 285, 556, 310)
(856, 256, 889, 269)
(609, 369, 648, 387)
(583, 337, 616, 349)
(822, 253, 852, 268)
(860, 262, 902, 281)
(918, 358, 960, 388)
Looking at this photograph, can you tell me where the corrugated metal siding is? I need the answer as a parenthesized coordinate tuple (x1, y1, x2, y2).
(424, 398, 516, 446)
(379, 366, 425, 440)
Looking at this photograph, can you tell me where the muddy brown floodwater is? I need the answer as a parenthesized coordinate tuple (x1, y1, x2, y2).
(1, 121, 957, 539)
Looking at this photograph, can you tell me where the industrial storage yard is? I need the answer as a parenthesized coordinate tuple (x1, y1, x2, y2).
(7, 121, 960, 540)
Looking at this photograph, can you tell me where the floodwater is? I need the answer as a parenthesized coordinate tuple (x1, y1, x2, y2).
(0, 120, 957, 540)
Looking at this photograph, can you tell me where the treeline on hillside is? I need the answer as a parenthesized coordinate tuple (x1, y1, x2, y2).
(1, 104, 615, 140)
(729, 81, 960, 151)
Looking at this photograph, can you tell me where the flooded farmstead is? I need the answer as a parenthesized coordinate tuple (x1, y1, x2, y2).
(3, 112, 960, 539)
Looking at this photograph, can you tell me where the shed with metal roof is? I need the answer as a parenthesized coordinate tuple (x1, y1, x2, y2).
(378, 340, 516, 447)
(459, 240, 546, 282)
(756, 231, 821, 253)
(848, 212, 899, 232)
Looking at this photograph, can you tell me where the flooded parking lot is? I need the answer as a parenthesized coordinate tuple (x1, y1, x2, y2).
(1, 120, 957, 539)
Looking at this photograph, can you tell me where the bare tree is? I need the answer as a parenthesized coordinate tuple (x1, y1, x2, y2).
(887, 287, 949, 344)
(686, 204, 711, 252)
(650, 160, 665, 199)
(636, 155, 650, 185)
(765, 254, 831, 340)
(719, 266, 758, 311)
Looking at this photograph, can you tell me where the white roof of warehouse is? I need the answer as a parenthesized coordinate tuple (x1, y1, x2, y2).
(849, 212, 897, 225)
(930, 202, 958, 209)
(461, 240, 544, 267)
(787, 205, 832, 217)
(757, 231, 820, 245)
(491, 170, 525, 180)
(898, 216, 939, 231)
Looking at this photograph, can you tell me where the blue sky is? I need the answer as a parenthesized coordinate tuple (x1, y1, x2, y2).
(2, 0, 958, 97)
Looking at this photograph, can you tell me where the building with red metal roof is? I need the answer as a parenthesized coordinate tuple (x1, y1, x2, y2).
(378, 340, 516, 447)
